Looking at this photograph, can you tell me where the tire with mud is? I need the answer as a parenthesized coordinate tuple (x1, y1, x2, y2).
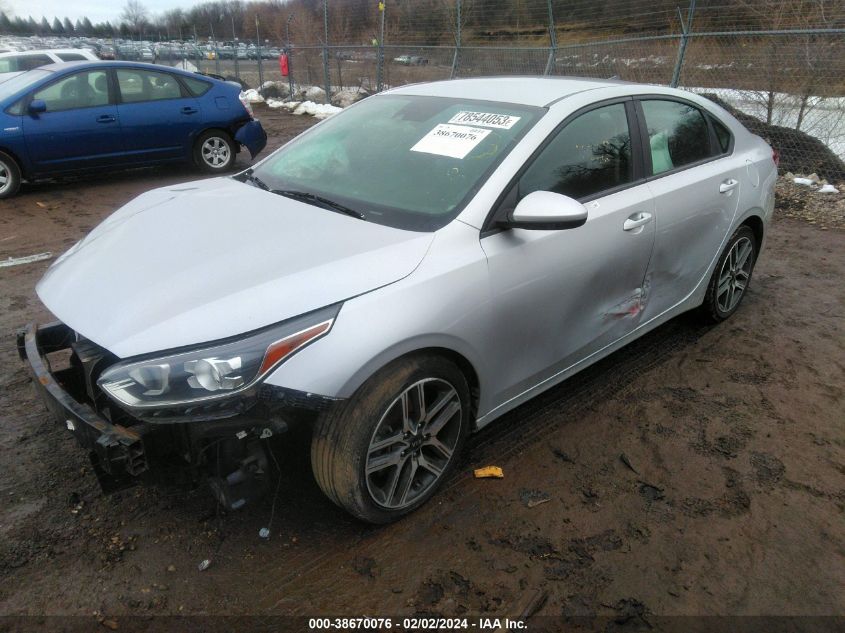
(701, 225, 758, 323)
(311, 354, 470, 524)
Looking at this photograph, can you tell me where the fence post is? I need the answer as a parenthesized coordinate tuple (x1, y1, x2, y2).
(450, 0, 461, 79)
(670, 0, 696, 87)
(543, 0, 557, 75)
(256, 15, 264, 87)
(286, 14, 295, 100)
(376, 0, 387, 92)
(322, 0, 331, 103)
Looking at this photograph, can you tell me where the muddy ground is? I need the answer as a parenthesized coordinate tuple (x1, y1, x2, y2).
(0, 105, 843, 627)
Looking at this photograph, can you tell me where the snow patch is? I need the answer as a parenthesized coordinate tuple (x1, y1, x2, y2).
(818, 184, 839, 194)
(241, 89, 264, 104)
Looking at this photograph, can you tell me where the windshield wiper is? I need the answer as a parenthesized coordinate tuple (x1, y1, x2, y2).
(240, 169, 270, 191)
(271, 189, 365, 220)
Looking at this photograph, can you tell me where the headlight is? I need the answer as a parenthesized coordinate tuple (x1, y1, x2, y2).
(97, 305, 340, 410)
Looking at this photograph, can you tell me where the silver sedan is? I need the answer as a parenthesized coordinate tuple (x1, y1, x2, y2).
(24, 77, 777, 522)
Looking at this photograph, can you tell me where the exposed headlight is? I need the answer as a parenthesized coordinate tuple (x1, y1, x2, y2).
(97, 304, 340, 410)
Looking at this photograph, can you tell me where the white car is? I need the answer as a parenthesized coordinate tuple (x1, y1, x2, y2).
(0, 48, 99, 82)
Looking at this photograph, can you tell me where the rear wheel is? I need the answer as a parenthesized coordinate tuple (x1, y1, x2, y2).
(193, 130, 236, 173)
(701, 225, 757, 322)
(311, 355, 470, 523)
(0, 151, 21, 199)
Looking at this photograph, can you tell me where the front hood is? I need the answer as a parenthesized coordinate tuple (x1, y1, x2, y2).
(37, 178, 434, 358)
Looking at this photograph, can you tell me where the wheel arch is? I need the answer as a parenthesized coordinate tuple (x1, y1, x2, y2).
(740, 213, 765, 254)
(339, 342, 482, 427)
(0, 145, 28, 179)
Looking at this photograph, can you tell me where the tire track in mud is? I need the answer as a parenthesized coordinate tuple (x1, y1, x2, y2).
(253, 316, 711, 612)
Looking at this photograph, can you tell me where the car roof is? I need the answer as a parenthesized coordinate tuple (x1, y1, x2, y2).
(387, 76, 635, 107)
(0, 49, 95, 58)
(33, 60, 220, 81)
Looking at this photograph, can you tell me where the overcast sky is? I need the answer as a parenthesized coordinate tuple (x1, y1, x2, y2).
(6, 0, 192, 25)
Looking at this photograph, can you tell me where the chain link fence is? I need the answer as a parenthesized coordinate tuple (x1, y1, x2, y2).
(128, 0, 843, 179)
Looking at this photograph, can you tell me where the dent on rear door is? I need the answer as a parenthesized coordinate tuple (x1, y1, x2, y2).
(641, 158, 743, 321)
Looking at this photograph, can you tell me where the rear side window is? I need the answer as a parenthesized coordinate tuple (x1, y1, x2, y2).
(712, 117, 732, 154)
(518, 102, 633, 200)
(2, 54, 54, 72)
(640, 99, 712, 175)
(182, 76, 212, 96)
(57, 53, 88, 62)
(33, 70, 109, 111)
(117, 69, 184, 103)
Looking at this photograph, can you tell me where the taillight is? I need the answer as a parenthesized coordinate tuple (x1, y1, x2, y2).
(239, 93, 254, 119)
(772, 147, 780, 167)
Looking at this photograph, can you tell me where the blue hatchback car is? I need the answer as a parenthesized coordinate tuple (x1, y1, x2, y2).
(0, 61, 267, 198)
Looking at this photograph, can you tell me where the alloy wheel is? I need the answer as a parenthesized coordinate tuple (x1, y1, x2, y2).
(365, 378, 462, 509)
(201, 137, 231, 168)
(0, 163, 9, 195)
(716, 236, 753, 313)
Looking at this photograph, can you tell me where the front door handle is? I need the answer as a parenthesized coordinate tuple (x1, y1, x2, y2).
(623, 212, 653, 231)
(719, 178, 739, 193)
(96, 114, 116, 123)
(181, 107, 199, 115)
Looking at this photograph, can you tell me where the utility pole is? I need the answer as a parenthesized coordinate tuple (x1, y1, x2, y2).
(210, 21, 220, 74)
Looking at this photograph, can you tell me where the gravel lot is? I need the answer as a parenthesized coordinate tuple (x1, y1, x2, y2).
(1, 106, 843, 625)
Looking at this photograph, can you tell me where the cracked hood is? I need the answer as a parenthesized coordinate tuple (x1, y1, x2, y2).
(37, 177, 433, 358)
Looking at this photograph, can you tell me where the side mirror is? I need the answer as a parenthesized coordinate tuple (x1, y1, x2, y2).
(28, 99, 47, 114)
(503, 190, 588, 230)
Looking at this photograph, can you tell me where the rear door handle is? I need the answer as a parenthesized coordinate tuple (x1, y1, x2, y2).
(96, 114, 116, 123)
(623, 212, 653, 231)
(719, 178, 739, 193)
(181, 107, 199, 115)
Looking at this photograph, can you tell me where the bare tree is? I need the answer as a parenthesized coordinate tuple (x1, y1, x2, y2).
(121, 0, 149, 37)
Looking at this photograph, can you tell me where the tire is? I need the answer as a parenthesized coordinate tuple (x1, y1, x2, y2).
(701, 225, 757, 323)
(0, 151, 21, 199)
(193, 130, 236, 173)
(311, 354, 471, 524)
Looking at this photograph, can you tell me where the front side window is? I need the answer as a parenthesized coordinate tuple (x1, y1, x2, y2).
(250, 95, 542, 231)
(518, 102, 633, 201)
(641, 99, 712, 174)
(117, 69, 183, 103)
(33, 70, 109, 111)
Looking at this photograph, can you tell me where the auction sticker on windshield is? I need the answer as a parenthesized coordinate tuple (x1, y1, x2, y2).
(448, 111, 521, 129)
(411, 124, 491, 159)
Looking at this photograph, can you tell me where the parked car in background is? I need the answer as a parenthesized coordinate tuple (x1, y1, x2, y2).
(0, 49, 100, 82)
(18, 77, 776, 522)
(0, 61, 267, 198)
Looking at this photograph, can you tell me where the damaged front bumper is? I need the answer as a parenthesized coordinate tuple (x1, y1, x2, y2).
(17, 322, 336, 508)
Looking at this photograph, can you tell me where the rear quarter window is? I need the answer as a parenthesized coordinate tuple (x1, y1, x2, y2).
(57, 53, 88, 62)
(712, 117, 733, 154)
(182, 76, 212, 97)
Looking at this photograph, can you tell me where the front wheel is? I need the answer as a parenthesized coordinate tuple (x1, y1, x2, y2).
(311, 355, 470, 523)
(193, 130, 236, 173)
(701, 225, 757, 323)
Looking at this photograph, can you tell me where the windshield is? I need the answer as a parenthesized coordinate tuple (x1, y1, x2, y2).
(249, 95, 543, 231)
(0, 69, 50, 101)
